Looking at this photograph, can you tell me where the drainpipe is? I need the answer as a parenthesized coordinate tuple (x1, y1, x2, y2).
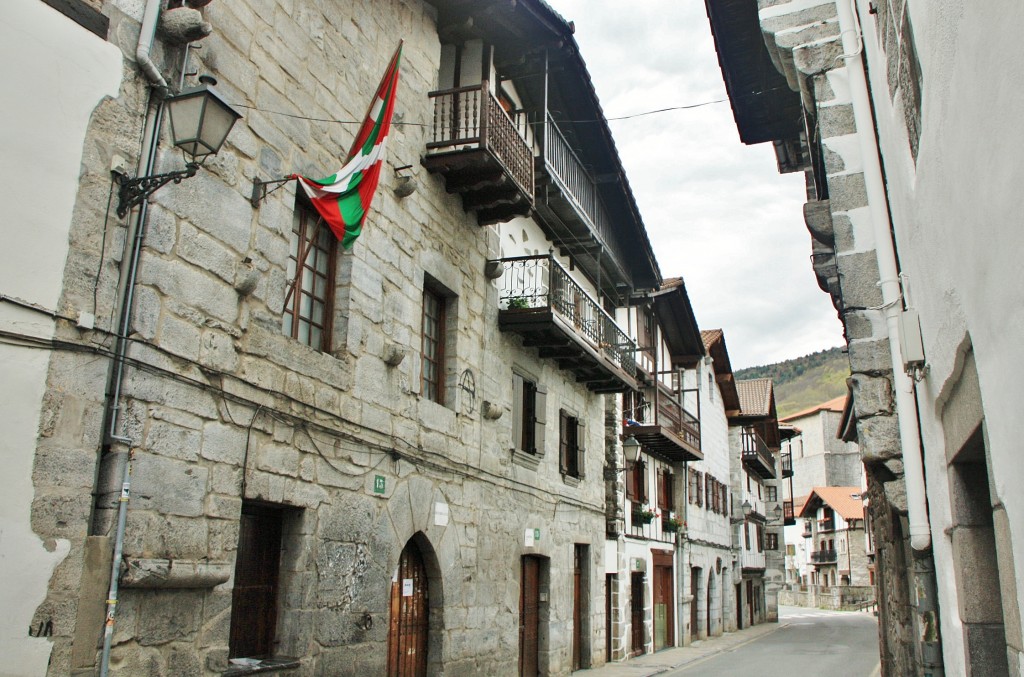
(834, 0, 931, 553)
(98, 2, 176, 673)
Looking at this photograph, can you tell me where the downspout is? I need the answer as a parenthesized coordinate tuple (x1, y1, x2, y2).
(98, 2, 175, 674)
(834, 0, 931, 553)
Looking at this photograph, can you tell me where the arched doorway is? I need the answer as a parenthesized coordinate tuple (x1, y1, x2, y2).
(388, 539, 429, 677)
(706, 572, 716, 636)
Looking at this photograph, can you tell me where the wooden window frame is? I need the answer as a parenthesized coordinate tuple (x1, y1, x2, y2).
(559, 410, 584, 479)
(421, 284, 446, 404)
(283, 203, 336, 352)
(513, 372, 545, 455)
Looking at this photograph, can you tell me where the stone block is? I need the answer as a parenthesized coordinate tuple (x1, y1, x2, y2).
(849, 374, 893, 417)
(837, 251, 884, 308)
(178, 223, 237, 285)
(825, 172, 869, 213)
(31, 489, 91, 540)
(144, 418, 201, 462)
(131, 453, 209, 518)
(136, 589, 203, 645)
(952, 526, 1006, 624)
(848, 338, 893, 374)
(819, 103, 856, 139)
(200, 421, 247, 466)
(137, 256, 239, 325)
(857, 414, 902, 462)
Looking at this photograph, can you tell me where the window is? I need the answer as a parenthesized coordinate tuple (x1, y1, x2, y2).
(757, 525, 765, 552)
(229, 503, 284, 659)
(766, 485, 777, 502)
(559, 410, 584, 478)
(688, 469, 697, 505)
(421, 285, 446, 403)
(626, 459, 646, 504)
(694, 471, 703, 508)
(657, 469, 673, 512)
(744, 522, 750, 549)
(283, 203, 336, 351)
(513, 373, 545, 455)
(766, 532, 778, 551)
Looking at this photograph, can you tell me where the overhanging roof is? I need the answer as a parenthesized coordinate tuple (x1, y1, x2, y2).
(704, 0, 804, 145)
(651, 277, 705, 368)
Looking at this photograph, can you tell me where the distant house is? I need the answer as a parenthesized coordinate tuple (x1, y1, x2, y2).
(798, 487, 870, 587)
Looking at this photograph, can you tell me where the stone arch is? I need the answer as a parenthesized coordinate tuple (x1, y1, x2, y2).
(379, 475, 463, 671)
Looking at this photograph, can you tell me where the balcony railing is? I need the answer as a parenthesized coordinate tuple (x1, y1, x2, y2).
(818, 519, 836, 532)
(424, 81, 534, 223)
(623, 382, 702, 462)
(497, 255, 638, 391)
(742, 550, 766, 571)
(811, 549, 838, 564)
(783, 499, 796, 526)
(626, 503, 676, 543)
(741, 428, 777, 479)
(542, 115, 613, 245)
(781, 451, 793, 478)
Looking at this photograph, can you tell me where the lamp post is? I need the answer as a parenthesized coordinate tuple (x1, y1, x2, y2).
(116, 77, 241, 217)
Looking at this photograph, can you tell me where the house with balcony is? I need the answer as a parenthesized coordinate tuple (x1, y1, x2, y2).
(674, 329, 743, 643)
(799, 487, 870, 588)
(728, 378, 784, 626)
(606, 278, 705, 659)
(6, 1, 667, 675)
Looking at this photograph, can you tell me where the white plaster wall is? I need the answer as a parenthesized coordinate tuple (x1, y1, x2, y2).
(0, 3, 122, 673)
(855, 0, 1024, 670)
(684, 359, 731, 546)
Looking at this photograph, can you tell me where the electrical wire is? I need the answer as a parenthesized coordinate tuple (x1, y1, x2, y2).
(0, 323, 605, 513)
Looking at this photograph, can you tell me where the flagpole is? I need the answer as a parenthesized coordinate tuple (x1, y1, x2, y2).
(283, 216, 324, 312)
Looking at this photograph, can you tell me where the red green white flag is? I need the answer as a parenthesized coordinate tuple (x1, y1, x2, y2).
(293, 42, 402, 249)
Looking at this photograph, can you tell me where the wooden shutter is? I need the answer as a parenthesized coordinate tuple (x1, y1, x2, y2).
(666, 471, 674, 509)
(575, 419, 586, 479)
(512, 373, 524, 451)
(558, 411, 569, 474)
(533, 383, 547, 455)
(625, 462, 636, 501)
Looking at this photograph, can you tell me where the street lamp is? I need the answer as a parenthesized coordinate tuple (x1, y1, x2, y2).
(742, 499, 752, 517)
(117, 77, 241, 217)
(606, 435, 642, 478)
(773, 503, 784, 524)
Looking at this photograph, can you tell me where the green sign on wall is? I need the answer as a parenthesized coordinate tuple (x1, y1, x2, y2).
(373, 475, 386, 494)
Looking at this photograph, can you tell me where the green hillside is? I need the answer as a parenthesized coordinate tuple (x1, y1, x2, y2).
(735, 347, 850, 418)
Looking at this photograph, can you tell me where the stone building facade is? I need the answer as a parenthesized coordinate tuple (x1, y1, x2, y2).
(707, 0, 1024, 675)
(3, 1, 675, 676)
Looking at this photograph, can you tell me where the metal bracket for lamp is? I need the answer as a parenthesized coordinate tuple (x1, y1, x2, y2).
(116, 163, 199, 217)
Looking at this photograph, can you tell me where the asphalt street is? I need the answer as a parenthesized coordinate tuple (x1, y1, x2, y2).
(667, 606, 880, 677)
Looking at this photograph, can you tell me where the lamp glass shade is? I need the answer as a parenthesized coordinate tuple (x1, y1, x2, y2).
(623, 436, 642, 465)
(774, 504, 784, 520)
(742, 499, 752, 515)
(167, 84, 241, 160)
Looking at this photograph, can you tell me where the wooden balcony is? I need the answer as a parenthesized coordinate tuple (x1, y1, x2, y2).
(423, 82, 534, 225)
(623, 382, 702, 462)
(497, 256, 637, 393)
(741, 428, 777, 480)
(534, 115, 633, 293)
(781, 451, 793, 478)
(783, 498, 796, 526)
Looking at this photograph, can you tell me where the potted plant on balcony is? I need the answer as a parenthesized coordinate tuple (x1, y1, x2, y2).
(507, 295, 530, 310)
(636, 505, 656, 524)
(663, 516, 684, 533)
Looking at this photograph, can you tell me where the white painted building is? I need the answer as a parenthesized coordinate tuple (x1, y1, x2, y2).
(0, 4, 121, 674)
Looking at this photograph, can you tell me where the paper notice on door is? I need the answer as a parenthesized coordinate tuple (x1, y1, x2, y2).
(402, 578, 414, 597)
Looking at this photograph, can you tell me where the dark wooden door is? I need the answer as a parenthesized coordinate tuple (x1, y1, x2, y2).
(653, 565, 673, 650)
(388, 540, 429, 677)
(229, 504, 282, 659)
(690, 568, 699, 639)
(572, 547, 583, 670)
(630, 572, 645, 655)
(520, 557, 541, 676)
(746, 579, 754, 627)
(736, 583, 743, 630)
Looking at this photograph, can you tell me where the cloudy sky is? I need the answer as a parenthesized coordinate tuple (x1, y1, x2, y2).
(543, 0, 843, 370)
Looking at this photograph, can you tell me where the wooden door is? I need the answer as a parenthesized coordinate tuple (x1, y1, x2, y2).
(388, 540, 429, 677)
(690, 568, 699, 639)
(735, 583, 743, 630)
(229, 504, 283, 659)
(630, 572, 645, 655)
(653, 565, 673, 650)
(572, 547, 583, 670)
(520, 556, 541, 676)
(746, 579, 754, 627)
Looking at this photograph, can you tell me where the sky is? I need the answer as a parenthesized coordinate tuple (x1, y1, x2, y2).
(543, 0, 844, 370)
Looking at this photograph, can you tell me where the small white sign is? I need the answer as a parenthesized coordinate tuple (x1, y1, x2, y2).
(434, 502, 449, 527)
(402, 578, 414, 597)
(525, 528, 535, 547)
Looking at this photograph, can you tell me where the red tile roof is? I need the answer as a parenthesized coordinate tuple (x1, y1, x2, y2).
(736, 378, 773, 417)
(798, 486, 865, 521)
(780, 395, 848, 423)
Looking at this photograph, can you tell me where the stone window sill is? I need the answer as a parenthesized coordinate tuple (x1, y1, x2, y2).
(512, 448, 541, 471)
(561, 474, 582, 488)
(223, 657, 301, 676)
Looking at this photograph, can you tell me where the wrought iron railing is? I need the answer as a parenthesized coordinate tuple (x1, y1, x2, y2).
(811, 549, 838, 564)
(498, 255, 637, 377)
(781, 451, 793, 476)
(427, 81, 533, 196)
(650, 382, 701, 450)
